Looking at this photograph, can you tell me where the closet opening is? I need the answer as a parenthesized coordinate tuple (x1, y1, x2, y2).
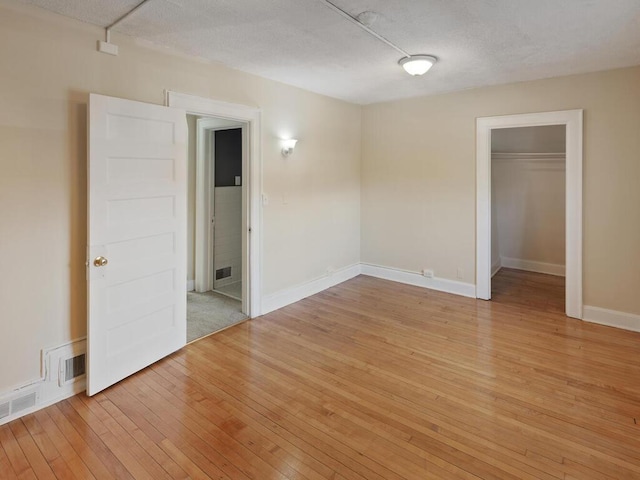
(490, 125, 566, 312)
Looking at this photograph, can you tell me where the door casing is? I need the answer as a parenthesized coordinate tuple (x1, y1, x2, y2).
(476, 109, 583, 319)
(168, 91, 262, 317)
(194, 119, 244, 296)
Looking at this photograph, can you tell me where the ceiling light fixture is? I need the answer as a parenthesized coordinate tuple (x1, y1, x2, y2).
(319, 1, 438, 77)
(398, 55, 438, 76)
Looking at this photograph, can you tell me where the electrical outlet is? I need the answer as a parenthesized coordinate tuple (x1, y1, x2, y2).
(422, 269, 434, 278)
(456, 268, 464, 280)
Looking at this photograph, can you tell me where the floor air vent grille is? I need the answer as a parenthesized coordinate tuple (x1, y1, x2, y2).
(216, 266, 232, 280)
(64, 354, 86, 383)
(0, 401, 9, 420)
(11, 392, 37, 414)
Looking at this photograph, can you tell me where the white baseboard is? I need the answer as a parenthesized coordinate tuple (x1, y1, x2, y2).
(0, 380, 86, 428)
(500, 256, 565, 277)
(0, 381, 85, 427)
(583, 306, 640, 333)
(187, 279, 195, 292)
(491, 258, 502, 278)
(261, 262, 476, 315)
(360, 263, 476, 298)
(261, 264, 362, 315)
(0, 338, 86, 426)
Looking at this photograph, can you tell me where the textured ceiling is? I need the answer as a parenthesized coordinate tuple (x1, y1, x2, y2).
(22, 0, 640, 104)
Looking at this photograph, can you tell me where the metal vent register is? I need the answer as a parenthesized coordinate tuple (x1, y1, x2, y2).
(61, 353, 86, 385)
(216, 266, 232, 280)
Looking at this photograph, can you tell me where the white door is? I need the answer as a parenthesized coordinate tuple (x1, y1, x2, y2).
(87, 94, 187, 396)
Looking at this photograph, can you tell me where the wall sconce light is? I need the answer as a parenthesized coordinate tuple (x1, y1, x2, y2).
(281, 139, 298, 157)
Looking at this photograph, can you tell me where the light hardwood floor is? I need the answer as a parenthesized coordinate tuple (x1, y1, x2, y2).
(3, 270, 640, 479)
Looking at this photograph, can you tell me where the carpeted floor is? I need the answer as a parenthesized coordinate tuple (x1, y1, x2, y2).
(187, 290, 247, 342)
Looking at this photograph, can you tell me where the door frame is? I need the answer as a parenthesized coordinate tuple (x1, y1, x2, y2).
(476, 109, 583, 319)
(167, 91, 262, 318)
(194, 119, 245, 294)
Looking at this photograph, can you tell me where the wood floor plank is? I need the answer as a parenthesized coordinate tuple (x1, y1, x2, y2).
(6, 270, 640, 479)
(52, 401, 134, 479)
(143, 365, 333, 480)
(0, 424, 23, 479)
(72, 393, 174, 480)
(158, 438, 218, 480)
(265, 302, 640, 459)
(31, 409, 96, 480)
(116, 377, 250, 480)
(156, 354, 416, 478)
(43, 404, 113, 480)
(96, 394, 189, 480)
(135, 368, 297, 480)
(146, 355, 371, 480)
(19, 415, 79, 480)
(101, 385, 229, 480)
(61, 397, 149, 480)
(200, 320, 555, 480)
(161, 352, 406, 480)
(153, 360, 376, 480)
(182, 335, 484, 478)
(0, 423, 37, 479)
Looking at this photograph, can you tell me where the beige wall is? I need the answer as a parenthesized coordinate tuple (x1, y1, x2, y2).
(491, 155, 566, 267)
(362, 65, 640, 315)
(0, 1, 361, 392)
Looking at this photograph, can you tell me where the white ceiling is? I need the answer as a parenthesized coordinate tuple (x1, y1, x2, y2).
(22, 0, 640, 104)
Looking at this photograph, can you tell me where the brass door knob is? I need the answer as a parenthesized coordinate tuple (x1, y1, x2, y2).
(93, 256, 108, 267)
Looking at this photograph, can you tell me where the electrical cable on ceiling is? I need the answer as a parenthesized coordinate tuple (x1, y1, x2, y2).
(318, 0, 410, 57)
(98, 0, 154, 56)
(318, 0, 437, 76)
(105, 0, 154, 43)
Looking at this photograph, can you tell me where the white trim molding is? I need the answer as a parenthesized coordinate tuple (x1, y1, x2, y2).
(583, 306, 640, 333)
(194, 118, 245, 293)
(1, 338, 87, 426)
(476, 109, 583, 319)
(361, 263, 476, 298)
(261, 263, 477, 316)
(187, 279, 195, 292)
(167, 91, 262, 317)
(261, 264, 362, 315)
(500, 257, 565, 277)
(491, 258, 502, 278)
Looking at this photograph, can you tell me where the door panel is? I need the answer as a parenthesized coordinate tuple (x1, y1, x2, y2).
(87, 93, 187, 396)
